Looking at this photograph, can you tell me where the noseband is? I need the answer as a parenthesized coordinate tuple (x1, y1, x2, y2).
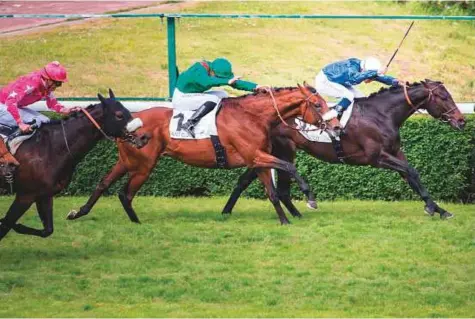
(403, 83, 458, 122)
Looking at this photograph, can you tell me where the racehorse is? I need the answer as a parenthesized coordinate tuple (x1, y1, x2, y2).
(0, 89, 150, 242)
(220, 80, 466, 219)
(68, 84, 340, 224)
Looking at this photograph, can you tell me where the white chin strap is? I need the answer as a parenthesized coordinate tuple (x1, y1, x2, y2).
(322, 109, 338, 121)
(126, 118, 143, 132)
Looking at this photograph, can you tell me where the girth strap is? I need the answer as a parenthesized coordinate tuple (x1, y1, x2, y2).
(330, 134, 346, 163)
(210, 135, 228, 168)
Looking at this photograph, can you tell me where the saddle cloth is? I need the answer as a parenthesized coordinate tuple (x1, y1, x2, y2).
(169, 104, 221, 140)
(295, 101, 354, 143)
(0, 124, 35, 155)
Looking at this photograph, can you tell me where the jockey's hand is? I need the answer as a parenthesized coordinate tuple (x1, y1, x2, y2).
(397, 80, 405, 86)
(18, 122, 32, 133)
(378, 66, 388, 75)
(228, 76, 242, 85)
(59, 107, 81, 115)
(254, 85, 271, 93)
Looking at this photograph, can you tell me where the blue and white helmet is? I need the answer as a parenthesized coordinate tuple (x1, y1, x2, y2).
(361, 57, 382, 71)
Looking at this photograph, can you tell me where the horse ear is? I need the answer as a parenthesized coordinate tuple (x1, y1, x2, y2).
(98, 93, 106, 105)
(109, 88, 115, 100)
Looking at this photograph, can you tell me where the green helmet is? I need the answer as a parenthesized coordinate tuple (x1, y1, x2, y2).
(211, 58, 234, 78)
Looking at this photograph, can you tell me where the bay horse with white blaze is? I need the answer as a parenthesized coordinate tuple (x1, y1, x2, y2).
(68, 84, 339, 224)
(221, 80, 466, 219)
(0, 89, 149, 242)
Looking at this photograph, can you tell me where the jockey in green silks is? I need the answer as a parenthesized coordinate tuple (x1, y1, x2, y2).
(172, 58, 264, 138)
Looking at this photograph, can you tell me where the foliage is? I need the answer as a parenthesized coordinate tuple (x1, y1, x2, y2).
(64, 116, 475, 202)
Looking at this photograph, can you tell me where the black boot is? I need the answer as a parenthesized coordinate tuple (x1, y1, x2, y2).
(181, 101, 217, 138)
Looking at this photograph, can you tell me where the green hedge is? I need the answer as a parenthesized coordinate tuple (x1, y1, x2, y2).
(64, 116, 475, 202)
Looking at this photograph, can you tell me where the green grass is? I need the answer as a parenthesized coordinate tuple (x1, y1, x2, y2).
(1, 1, 474, 100)
(1, 196, 474, 317)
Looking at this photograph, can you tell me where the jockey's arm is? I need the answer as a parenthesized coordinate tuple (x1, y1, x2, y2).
(373, 74, 399, 86)
(349, 69, 379, 85)
(4, 82, 28, 125)
(231, 79, 258, 91)
(45, 92, 64, 113)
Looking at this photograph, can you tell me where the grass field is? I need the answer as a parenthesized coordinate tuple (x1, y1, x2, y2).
(1, 1, 474, 101)
(1, 196, 474, 317)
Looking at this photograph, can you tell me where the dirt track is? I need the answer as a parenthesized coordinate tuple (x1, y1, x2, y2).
(0, 1, 161, 35)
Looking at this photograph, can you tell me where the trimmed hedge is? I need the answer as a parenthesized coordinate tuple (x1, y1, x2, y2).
(64, 115, 475, 202)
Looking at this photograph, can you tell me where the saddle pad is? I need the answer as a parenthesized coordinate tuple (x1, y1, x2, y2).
(1, 132, 35, 155)
(170, 105, 221, 140)
(296, 101, 354, 143)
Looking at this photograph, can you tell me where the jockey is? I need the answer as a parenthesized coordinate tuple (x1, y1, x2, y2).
(315, 57, 404, 120)
(0, 61, 80, 168)
(172, 57, 263, 138)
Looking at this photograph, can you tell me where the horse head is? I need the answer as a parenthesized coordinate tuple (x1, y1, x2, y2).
(97, 89, 150, 148)
(421, 80, 465, 130)
(298, 82, 339, 130)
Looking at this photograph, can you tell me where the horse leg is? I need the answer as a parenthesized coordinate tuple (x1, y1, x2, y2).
(118, 171, 151, 223)
(253, 151, 316, 208)
(67, 162, 127, 220)
(393, 151, 453, 219)
(221, 168, 258, 215)
(378, 151, 453, 219)
(277, 170, 304, 218)
(13, 196, 54, 238)
(256, 169, 291, 225)
(0, 195, 34, 242)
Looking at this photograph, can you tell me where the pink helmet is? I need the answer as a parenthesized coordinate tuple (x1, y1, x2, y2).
(40, 61, 68, 82)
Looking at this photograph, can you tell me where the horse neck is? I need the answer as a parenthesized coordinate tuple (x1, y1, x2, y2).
(260, 90, 305, 126)
(367, 86, 428, 129)
(56, 105, 106, 164)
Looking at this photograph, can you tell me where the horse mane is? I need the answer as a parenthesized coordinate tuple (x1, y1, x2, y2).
(360, 81, 422, 101)
(40, 103, 99, 127)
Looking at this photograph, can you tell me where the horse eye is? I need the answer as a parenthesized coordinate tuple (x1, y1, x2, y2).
(115, 111, 124, 120)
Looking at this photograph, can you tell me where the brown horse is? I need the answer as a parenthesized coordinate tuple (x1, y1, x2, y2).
(221, 80, 466, 219)
(68, 84, 339, 224)
(0, 90, 149, 242)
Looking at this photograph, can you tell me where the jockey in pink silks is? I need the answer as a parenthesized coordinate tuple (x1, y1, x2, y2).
(0, 61, 80, 168)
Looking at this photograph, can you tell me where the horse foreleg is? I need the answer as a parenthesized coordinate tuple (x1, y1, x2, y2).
(221, 168, 258, 215)
(395, 151, 453, 219)
(13, 196, 54, 238)
(256, 169, 291, 225)
(277, 170, 304, 217)
(253, 151, 316, 208)
(378, 151, 453, 219)
(0, 195, 34, 242)
(119, 171, 152, 223)
(67, 162, 127, 220)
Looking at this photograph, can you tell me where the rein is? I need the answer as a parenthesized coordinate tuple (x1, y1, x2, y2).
(266, 88, 325, 132)
(81, 108, 115, 141)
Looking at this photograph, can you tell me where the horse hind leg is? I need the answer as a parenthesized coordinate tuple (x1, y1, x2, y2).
(0, 195, 34, 242)
(221, 168, 258, 215)
(67, 162, 127, 220)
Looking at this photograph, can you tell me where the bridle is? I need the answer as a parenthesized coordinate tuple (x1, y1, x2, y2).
(403, 83, 458, 123)
(266, 87, 326, 132)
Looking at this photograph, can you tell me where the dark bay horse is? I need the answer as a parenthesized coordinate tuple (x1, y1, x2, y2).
(0, 90, 149, 242)
(68, 85, 340, 224)
(221, 80, 466, 219)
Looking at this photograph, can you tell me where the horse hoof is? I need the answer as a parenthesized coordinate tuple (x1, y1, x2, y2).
(440, 212, 454, 220)
(67, 210, 78, 220)
(424, 205, 435, 216)
(280, 219, 291, 225)
(307, 200, 317, 210)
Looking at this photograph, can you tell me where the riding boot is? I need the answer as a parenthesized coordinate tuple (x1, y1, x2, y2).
(0, 139, 19, 168)
(181, 101, 217, 138)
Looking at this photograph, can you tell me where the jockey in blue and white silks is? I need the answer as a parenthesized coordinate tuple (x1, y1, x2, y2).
(315, 57, 403, 120)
